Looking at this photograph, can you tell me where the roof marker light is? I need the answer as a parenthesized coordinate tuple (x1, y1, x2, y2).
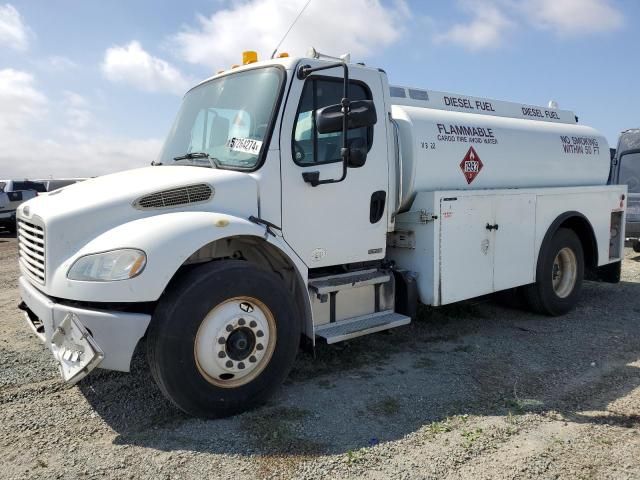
(243, 51, 258, 65)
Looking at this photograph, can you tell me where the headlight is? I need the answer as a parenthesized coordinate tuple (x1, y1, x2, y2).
(67, 249, 147, 281)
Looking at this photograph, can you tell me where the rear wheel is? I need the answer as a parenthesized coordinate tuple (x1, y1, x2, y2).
(524, 228, 584, 316)
(147, 260, 300, 418)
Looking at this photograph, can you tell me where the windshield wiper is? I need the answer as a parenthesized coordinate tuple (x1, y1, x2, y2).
(173, 152, 209, 161)
(172, 152, 221, 169)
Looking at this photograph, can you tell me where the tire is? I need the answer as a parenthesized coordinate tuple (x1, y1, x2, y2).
(633, 240, 640, 253)
(524, 228, 584, 316)
(147, 260, 300, 418)
(7, 221, 16, 234)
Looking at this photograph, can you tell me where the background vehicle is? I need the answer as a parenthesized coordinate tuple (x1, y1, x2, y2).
(17, 50, 626, 418)
(610, 129, 640, 251)
(0, 179, 47, 194)
(0, 180, 44, 233)
(33, 178, 87, 192)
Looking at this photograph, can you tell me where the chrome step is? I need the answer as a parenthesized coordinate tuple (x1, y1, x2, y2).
(315, 310, 410, 344)
(309, 269, 391, 295)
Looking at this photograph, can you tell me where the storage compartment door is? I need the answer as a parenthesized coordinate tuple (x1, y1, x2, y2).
(439, 196, 494, 304)
(493, 194, 536, 291)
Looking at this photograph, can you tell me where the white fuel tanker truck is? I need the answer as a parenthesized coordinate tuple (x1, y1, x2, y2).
(17, 50, 626, 417)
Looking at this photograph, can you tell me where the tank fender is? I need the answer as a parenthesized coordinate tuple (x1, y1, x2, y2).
(535, 211, 598, 279)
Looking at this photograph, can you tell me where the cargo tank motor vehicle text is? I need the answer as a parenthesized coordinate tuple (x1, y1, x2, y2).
(17, 49, 626, 417)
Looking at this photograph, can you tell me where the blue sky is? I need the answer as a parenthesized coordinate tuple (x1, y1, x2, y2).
(0, 0, 637, 177)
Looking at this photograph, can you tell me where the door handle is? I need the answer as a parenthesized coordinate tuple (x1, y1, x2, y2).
(486, 223, 499, 231)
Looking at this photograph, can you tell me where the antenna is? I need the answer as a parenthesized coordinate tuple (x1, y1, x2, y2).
(270, 0, 313, 59)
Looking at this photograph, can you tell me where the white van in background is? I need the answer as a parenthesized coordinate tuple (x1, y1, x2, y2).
(0, 180, 47, 233)
(0, 190, 39, 233)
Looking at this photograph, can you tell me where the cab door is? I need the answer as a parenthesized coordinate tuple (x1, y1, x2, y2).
(279, 63, 389, 268)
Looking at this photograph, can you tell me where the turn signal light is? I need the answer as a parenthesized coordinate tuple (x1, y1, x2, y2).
(278, 52, 289, 58)
(242, 51, 258, 65)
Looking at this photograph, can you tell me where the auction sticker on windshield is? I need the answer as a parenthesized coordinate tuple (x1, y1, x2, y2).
(227, 137, 262, 155)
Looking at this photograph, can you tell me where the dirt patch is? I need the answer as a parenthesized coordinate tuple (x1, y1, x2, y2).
(1, 236, 640, 479)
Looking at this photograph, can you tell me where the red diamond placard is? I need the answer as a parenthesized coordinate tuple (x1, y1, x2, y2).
(459, 146, 483, 184)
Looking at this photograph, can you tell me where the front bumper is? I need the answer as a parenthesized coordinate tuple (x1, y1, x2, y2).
(19, 276, 151, 383)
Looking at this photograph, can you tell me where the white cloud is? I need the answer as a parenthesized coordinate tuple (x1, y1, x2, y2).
(171, 0, 409, 69)
(61, 91, 93, 131)
(522, 0, 623, 35)
(0, 136, 162, 178)
(0, 135, 163, 178)
(41, 55, 78, 71)
(101, 41, 191, 95)
(435, 2, 513, 51)
(0, 68, 47, 132)
(436, 0, 623, 51)
(0, 69, 162, 178)
(0, 3, 29, 51)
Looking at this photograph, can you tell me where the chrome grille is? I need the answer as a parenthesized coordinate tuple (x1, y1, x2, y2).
(134, 184, 213, 209)
(17, 219, 46, 284)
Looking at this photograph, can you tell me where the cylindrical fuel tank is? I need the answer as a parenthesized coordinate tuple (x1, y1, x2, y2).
(392, 105, 611, 212)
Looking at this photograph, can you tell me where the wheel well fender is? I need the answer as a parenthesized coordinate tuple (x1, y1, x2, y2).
(537, 211, 598, 276)
(169, 233, 313, 339)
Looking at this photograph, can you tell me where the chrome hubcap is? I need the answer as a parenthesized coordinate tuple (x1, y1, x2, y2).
(194, 297, 276, 388)
(552, 247, 577, 298)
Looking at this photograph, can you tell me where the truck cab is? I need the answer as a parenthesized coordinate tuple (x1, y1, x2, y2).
(610, 129, 640, 248)
(17, 51, 626, 418)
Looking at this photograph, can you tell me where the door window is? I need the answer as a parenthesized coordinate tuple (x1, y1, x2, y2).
(292, 79, 372, 165)
(619, 153, 640, 193)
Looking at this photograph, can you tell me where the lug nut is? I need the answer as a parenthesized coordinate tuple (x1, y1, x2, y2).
(238, 318, 246, 326)
(238, 362, 245, 370)
(225, 360, 233, 368)
(249, 356, 257, 363)
(218, 351, 226, 358)
(249, 320, 257, 328)
(256, 344, 264, 351)
(218, 337, 226, 344)
(226, 325, 234, 332)
(256, 330, 264, 338)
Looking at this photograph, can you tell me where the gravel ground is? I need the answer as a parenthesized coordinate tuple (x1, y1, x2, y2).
(1, 230, 640, 479)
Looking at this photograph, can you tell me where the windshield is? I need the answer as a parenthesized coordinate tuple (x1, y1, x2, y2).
(157, 66, 284, 170)
(620, 152, 640, 193)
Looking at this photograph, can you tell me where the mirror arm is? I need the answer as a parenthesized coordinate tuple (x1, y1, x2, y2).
(298, 62, 351, 187)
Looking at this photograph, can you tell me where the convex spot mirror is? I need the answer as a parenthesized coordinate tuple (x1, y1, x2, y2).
(315, 100, 377, 135)
(347, 137, 367, 168)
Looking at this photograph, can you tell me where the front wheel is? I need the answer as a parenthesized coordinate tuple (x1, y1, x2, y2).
(523, 228, 584, 316)
(147, 260, 300, 418)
